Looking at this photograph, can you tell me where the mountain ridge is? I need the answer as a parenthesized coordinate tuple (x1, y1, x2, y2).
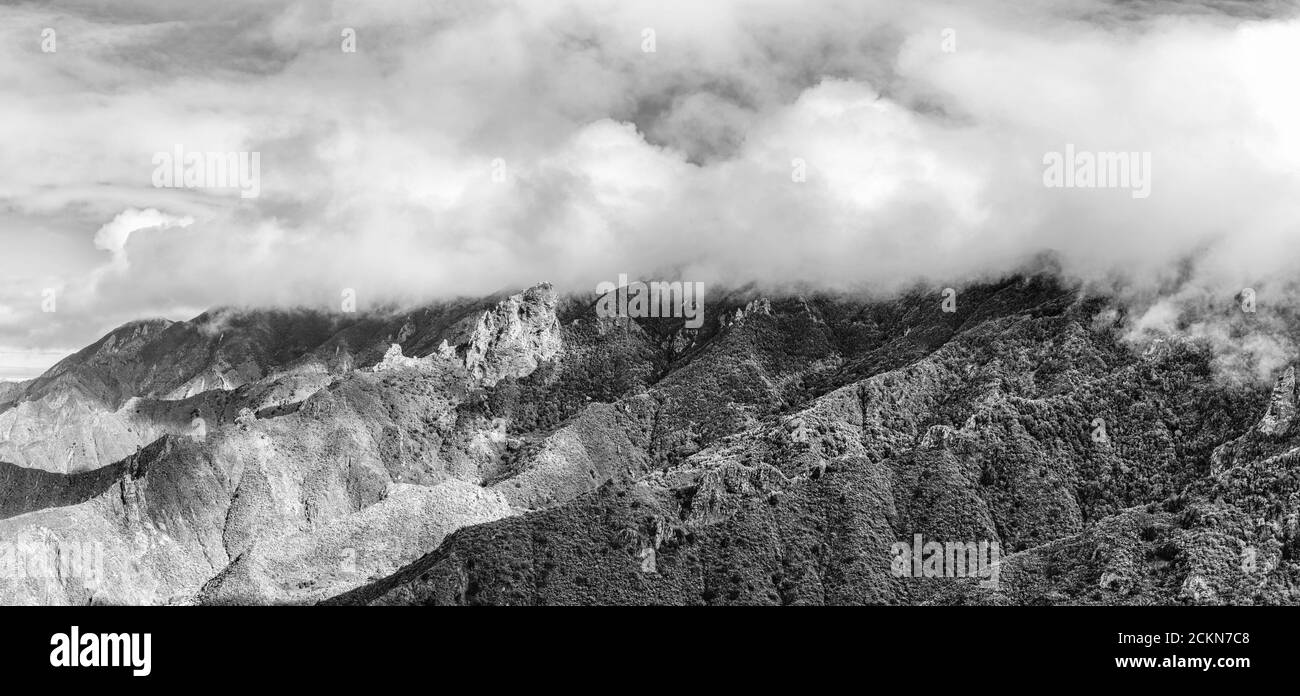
(2, 275, 1293, 605)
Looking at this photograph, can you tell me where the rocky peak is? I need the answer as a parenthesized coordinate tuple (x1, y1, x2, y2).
(437, 283, 562, 387)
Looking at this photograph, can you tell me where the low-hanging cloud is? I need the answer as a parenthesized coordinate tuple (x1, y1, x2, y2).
(2, 0, 1299, 380)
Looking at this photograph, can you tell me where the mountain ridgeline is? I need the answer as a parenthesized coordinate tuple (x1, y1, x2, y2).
(1, 276, 1295, 605)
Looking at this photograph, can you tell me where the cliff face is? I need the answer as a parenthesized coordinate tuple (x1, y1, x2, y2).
(5, 277, 1299, 605)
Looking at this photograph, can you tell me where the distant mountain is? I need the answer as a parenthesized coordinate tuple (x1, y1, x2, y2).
(0, 293, 515, 473)
(0, 285, 565, 603)
(3, 277, 1297, 605)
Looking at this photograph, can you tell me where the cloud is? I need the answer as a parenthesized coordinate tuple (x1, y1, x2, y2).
(1, 0, 1299, 380)
(93, 208, 194, 258)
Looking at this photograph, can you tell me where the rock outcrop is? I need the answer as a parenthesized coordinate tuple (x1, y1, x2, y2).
(1258, 366, 1296, 437)
(437, 284, 562, 387)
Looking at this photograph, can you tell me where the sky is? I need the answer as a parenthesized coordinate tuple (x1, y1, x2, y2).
(2, 0, 1300, 380)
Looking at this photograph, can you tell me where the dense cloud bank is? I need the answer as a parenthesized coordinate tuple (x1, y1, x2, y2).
(1, 0, 1298, 379)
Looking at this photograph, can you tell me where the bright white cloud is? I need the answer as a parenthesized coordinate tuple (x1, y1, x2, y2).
(93, 208, 195, 257)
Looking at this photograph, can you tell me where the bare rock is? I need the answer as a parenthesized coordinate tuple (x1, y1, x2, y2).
(1258, 366, 1296, 437)
(438, 284, 562, 387)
